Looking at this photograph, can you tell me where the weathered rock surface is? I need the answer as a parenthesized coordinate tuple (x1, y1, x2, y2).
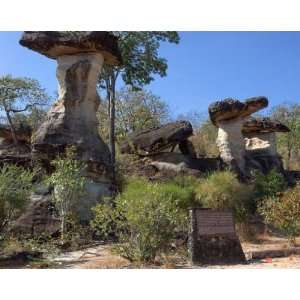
(242, 117, 290, 134)
(19, 31, 121, 222)
(13, 187, 60, 237)
(243, 117, 290, 176)
(19, 31, 122, 65)
(209, 97, 268, 125)
(120, 121, 193, 155)
(209, 97, 268, 179)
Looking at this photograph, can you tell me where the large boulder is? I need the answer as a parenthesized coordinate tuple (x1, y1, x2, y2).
(19, 31, 122, 221)
(13, 187, 60, 237)
(120, 121, 194, 155)
(209, 97, 268, 179)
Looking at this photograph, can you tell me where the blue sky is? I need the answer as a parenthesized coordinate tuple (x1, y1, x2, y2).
(1, 31, 300, 119)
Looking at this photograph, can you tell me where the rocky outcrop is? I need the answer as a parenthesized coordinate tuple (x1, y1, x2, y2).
(120, 121, 194, 155)
(209, 97, 268, 179)
(243, 117, 290, 175)
(13, 187, 60, 237)
(19, 31, 122, 221)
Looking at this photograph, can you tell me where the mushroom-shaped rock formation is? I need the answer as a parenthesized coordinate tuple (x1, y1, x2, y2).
(209, 97, 268, 178)
(120, 121, 194, 156)
(19, 31, 122, 221)
(242, 117, 290, 174)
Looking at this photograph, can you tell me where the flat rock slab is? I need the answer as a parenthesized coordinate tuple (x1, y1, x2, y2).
(20, 31, 122, 65)
(120, 121, 193, 155)
(242, 117, 290, 134)
(209, 97, 268, 125)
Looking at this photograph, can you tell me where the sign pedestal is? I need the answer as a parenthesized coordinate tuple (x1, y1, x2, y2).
(189, 208, 246, 265)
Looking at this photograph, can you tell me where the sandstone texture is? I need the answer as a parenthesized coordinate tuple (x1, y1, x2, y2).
(120, 121, 194, 155)
(209, 97, 268, 179)
(19, 31, 122, 221)
(19, 31, 122, 65)
(13, 187, 60, 237)
(243, 117, 290, 176)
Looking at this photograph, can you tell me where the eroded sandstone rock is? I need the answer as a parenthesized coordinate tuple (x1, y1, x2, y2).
(209, 97, 268, 178)
(243, 117, 290, 175)
(19, 31, 122, 221)
(120, 121, 193, 155)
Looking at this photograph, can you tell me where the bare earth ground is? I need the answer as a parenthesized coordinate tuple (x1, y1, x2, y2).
(48, 236, 300, 269)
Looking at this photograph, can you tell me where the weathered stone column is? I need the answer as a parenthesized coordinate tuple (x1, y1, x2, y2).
(19, 31, 122, 221)
(209, 97, 268, 179)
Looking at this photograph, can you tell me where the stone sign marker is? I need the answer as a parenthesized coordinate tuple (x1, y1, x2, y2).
(189, 208, 246, 265)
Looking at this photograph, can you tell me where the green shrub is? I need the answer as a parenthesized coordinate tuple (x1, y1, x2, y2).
(253, 169, 287, 200)
(0, 164, 34, 234)
(47, 147, 87, 241)
(91, 177, 194, 262)
(195, 171, 254, 222)
(259, 184, 300, 244)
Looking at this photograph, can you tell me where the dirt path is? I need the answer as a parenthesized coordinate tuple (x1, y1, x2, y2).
(50, 244, 131, 269)
(48, 236, 300, 269)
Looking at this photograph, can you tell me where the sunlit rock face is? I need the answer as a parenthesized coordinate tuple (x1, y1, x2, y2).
(19, 31, 122, 221)
(209, 97, 268, 179)
(216, 117, 246, 174)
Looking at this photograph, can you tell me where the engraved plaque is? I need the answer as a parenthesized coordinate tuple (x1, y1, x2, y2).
(196, 210, 235, 236)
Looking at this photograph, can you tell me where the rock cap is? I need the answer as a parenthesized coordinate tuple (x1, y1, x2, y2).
(242, 117, 290, 134)
(19, 31, 122, 65)
(209, 96, 268, 125)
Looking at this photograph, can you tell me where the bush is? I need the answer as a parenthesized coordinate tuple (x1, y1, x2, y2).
(195, 171, 254, 222)
(253, 169, 287, 200)
(47, 147, 87, 241)
(91, 177, 194, 262)
(0, 164, 34, 234)
(259, 184, 300, 244)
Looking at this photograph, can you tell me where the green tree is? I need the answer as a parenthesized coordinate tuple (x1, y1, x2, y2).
(0, 75, 49, 145)
(191, 119, 218, 157)
(11, 106, 47, 132)
(98, 32, 180, 177)
(0, 165, 34, 234)
(97, 86, 169, 143)
(271, 104, 300, 170)
(47, 148, 87, 241)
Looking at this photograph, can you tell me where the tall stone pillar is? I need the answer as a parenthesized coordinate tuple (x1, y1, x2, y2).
(19, 31, 122, 220)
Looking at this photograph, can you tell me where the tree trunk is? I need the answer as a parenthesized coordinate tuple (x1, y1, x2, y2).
(5, 109, 18, 146)
(109, 74, 116, 182)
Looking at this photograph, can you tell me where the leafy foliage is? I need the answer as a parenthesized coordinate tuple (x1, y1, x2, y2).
(0, 75, 50, 145)
(97, 86, 169, 143)
(259, 185, 300, 244)
(195, 171, 254, 222)
(0, 164, 34, 233)
(91, 177, 194, 262)
(47, 147, 87, 240)
(271, 104, 300, 170)
(253, 169, 287, 200)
